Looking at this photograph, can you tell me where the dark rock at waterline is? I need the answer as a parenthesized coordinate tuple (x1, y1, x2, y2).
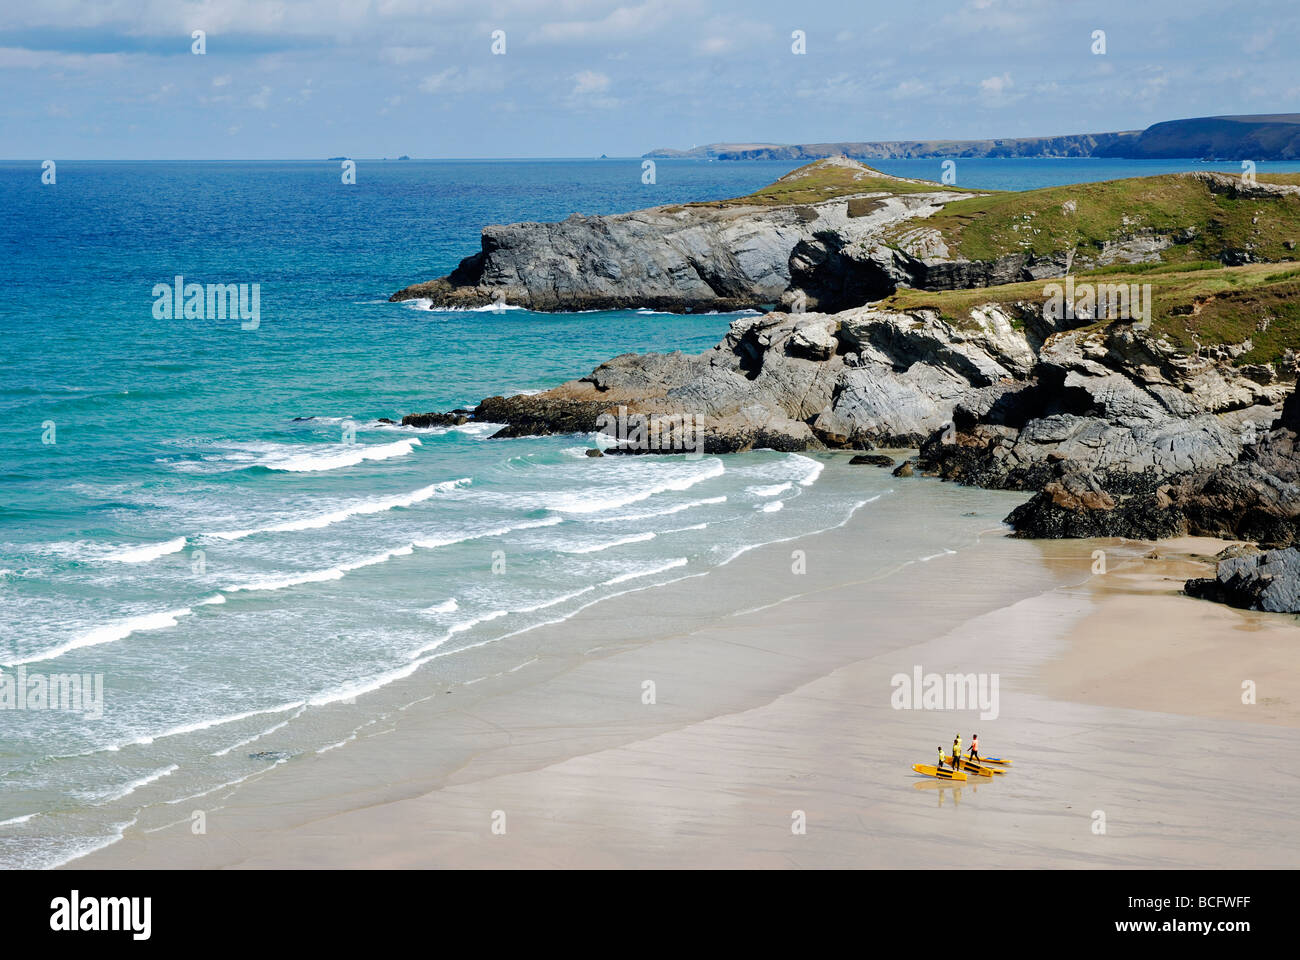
(892, 460, 915, 477)
(401, 411, 470, 428)
(473, 395, 616, 438)
(377, 417, 398, 424)
(1184, 546, 1300, 613)
(1000, 413, 1300, 544)
(850, 454, 896, 467)
(585, 448, 604, 458)
(1003, 465, 1188, 540)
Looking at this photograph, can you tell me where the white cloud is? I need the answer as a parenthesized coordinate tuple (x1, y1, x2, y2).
(538, 2, 667, 44)
(419, 67, 459, 93)
(891, 79, 931, 100)
(572, 70, 610, 95)
(0, 47, 123, 69)
(212, 74, 231, 87)
(980, 73, 1013, 96)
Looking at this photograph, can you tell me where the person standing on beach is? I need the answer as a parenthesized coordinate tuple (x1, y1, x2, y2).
(969, 734, 981, 764)
(952, 734, 962, 771)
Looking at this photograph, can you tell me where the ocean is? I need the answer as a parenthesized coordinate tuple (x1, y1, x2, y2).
(3, 155, 1300, 869)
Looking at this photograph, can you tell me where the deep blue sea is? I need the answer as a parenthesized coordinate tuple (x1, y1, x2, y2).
(3, 156, 1300, 868)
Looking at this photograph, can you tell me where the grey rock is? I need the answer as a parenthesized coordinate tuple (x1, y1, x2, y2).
(1185, 547, 1300, 613)
(390, 158, 977, 314)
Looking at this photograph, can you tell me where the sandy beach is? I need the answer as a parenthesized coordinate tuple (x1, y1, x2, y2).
(69, 471, 1300, 870)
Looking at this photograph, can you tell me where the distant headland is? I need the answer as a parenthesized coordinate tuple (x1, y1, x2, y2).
(645, 114, 1300, 162)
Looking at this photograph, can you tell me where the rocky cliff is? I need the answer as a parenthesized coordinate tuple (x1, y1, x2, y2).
(393, 164, 1300, 611)
(646, 132, 1139, 161)
(395, 161, 1300, 316)
(390, 158, 977, 313)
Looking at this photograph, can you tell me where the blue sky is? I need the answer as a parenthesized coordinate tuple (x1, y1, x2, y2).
(1, 0, 1297, 159)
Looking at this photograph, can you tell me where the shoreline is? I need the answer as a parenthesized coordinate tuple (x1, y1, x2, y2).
(69, 474, 1300, 869)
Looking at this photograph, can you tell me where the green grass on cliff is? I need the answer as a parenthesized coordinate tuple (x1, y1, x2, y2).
(884, 172, 1300, 265)
(670, 159, 972, 212)
(877, 261, 1300, 366)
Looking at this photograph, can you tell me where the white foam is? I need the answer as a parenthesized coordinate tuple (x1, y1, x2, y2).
(746, 482, 792, 498)
(185, 438, 423, 474)
(96, 764, 179, 804)
(794, 455, 825, 486)
(4, 607, 196, 667)
(317, 733, 358, 754)
(309, 657, 430, 706)
(124, 701, 307, 749)
(664, 522, 708, 533)
(409, 610, 510, 657)
(918, 548, 958, 562)
(262, 437, 422, 472)
(759, 501, 784, 512)
(559, 531, 656, 554)
(452, 422, 501, 435)
(207, 478, 469, 541)
(40, 818, 138, 871)
(102, 536, 188, 564)
(222, 544, 414, 593)
(720, 493, 886, 565)
(547, 459, 725, 514)
(0, 814, 35, 827)
(211, 715, 300, 757)
(413, 514, 562, 549)
(512, 586, 596, 613)
(602, 557, 689, 586)
(586, 495, 727, 523)
(423, 598, 460, 615)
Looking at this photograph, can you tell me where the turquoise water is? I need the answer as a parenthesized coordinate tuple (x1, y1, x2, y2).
(4, 156, 1300, 868)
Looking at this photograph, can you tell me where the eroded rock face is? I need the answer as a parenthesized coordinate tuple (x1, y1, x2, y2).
(400, 305, 1056, 453)
(390, 159, 978, 314)
(919, 315, 1291, 492)
(399, 289, 1293, 482)
(996, 390, 1300, 546)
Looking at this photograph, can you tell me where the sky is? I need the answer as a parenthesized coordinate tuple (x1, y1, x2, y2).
(1, 0, 1298, 159)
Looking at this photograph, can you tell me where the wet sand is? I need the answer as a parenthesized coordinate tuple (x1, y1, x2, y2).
(73, 491, 1300, 869)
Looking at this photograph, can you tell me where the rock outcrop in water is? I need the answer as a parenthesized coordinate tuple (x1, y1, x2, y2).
(443, 302, 1056, 453)
(1185, 546, 1300, 613)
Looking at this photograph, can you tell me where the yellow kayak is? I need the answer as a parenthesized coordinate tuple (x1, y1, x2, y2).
(943, 755, 1004, 776)
(912, 763, 967, 782)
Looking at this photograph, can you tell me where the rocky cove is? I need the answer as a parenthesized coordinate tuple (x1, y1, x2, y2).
(392, 159, 1300, 613)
